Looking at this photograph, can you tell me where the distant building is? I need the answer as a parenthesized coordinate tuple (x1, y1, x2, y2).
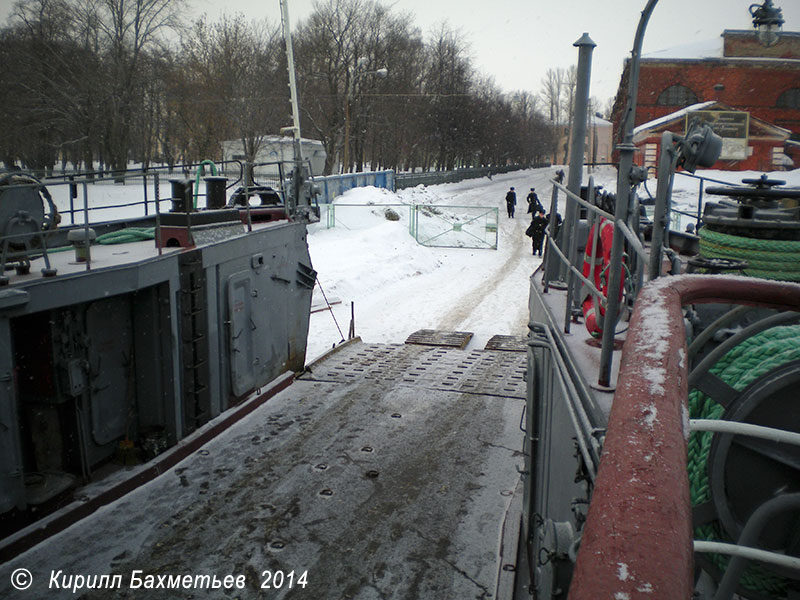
(550, 115, 613, 166)
(588, 115, 613, 165)
(611, 25, 800, 171)
(220, 135, 327, 176)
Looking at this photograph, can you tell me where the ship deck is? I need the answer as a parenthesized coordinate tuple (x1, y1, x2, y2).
(0, 339, 527, 599)
(2, 218, 287, 288)
(527, 263, 622, 419)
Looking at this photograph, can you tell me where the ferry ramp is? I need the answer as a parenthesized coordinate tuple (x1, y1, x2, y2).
(1, 336, 527, 600)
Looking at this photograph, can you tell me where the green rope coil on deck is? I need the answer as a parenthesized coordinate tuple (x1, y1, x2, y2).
(688, 325, 800, 598)
(699, 228, 800, 281)
(96, 227, 155, 245)
(48, 227, 156, 253)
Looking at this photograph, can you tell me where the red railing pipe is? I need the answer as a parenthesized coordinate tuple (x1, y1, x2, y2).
(568, 274, 800, 599)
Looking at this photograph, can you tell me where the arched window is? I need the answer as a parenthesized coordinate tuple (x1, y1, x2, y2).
(776, 88, 800, 109)
(656, 84, 698, 107)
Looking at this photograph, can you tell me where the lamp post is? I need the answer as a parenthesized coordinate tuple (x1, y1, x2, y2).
(343, 59, 387, 173)
(750, 0, 784, 47)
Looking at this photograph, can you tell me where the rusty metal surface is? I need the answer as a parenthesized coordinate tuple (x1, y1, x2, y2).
(569, 275, 800, 600)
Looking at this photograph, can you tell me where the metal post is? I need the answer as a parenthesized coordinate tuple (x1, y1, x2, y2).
(82, 182, 91, 271)
(562, 33, 596, 328)
(344, 78, 353, 174)
(647, 132, 678, 281)
(155, 172, 162, 256)
(565, 176, 595, 334)
(697, 178, 704, 231)
(598, 0, 659, 388)
(542, 183, 560, 293)
(143, 172, 149, 216)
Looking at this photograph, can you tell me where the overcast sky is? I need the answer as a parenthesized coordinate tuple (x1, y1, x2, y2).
(2, 0, 800, 104)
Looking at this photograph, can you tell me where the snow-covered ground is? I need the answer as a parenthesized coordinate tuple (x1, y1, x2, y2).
(305, 167, 567, 359)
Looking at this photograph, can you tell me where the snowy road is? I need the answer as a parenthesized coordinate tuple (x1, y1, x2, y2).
(305, 167, 564, 359)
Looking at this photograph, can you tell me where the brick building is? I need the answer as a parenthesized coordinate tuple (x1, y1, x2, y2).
(611, 27, 800, 171)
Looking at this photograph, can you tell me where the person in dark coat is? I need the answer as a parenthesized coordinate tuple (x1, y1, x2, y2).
(505, 187, 517, 218)
(526, 210, 549, 256)
(547, 211, 563, 240)
(526, 188, 543, 214)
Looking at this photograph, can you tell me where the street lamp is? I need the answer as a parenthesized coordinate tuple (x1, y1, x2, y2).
(750, 0, 784, 47)
(343, 58, 388, 173)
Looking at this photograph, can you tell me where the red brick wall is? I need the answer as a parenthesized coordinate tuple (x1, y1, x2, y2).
(638, 132, 782, 172)
(723, 30, 800, 59)
(635, 60, 800, 135)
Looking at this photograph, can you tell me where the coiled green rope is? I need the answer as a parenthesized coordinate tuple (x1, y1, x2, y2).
(688, 325, 800, 597)
(699, 228, 800, 281)
(45, 227, 156, 253)
(96, 227, 155, 245)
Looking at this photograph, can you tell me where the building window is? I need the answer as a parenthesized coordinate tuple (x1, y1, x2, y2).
(656, 84, 698, 107)
(644, 144, 658, 169)
(776, 88, 800, 110)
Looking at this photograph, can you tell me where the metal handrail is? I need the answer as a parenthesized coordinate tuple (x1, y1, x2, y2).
(543, 177, 642, 345)
(568, 275, 800, 599)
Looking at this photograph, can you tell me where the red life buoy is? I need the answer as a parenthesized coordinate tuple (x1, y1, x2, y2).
(581, 218, 623, 338)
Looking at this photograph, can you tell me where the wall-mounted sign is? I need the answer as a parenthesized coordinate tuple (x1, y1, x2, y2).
(686, 110, 750, 160)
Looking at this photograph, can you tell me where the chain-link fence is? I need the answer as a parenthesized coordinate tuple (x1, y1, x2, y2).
(409, 204, 498, 249)
(323, 202, 498, 250)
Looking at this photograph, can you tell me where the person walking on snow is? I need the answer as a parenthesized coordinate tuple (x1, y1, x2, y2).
(526, 187, 543, 214)
(505, 187, 517, 218)
(526, 210, 548, 256)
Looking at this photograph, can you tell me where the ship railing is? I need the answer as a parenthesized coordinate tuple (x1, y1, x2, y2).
(0, 161, 298, 278)
(542, 175, 651, 384)
(567, 275, 800, 599)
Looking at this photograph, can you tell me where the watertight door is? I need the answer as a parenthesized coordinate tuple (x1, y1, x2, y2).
(87, 296, 133, 447)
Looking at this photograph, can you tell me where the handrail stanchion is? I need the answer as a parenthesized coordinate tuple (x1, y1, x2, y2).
(542, 182, 560, 293)
(82, 182, 91, 271)
(697, 177, 705, 231)
(648, 131, 678, 281)
(155, 172, 162, 256)
(143, 171, 149, 216)
(564, 176, 594, 334)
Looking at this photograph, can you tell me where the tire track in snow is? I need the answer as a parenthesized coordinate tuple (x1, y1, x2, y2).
(435, 172, 552, 333)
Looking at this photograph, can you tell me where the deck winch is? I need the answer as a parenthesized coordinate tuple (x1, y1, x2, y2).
(699, 175, 800, 281)
(0, 171, 59, 281)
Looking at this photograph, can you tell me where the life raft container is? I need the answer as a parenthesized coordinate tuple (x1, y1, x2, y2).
(581, 218, 624, 337)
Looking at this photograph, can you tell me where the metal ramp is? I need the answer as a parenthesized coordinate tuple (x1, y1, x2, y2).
(484, 334, 528, 352)
(404, 328, 474, 349)
(305, 340, 527, 399)
(1, 340, 527, 600)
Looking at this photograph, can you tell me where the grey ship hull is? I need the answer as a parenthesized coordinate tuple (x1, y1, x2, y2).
(0, 217, 315, 549)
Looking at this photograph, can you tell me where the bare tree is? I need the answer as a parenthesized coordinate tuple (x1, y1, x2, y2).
(0, 0, 93, 172)
(181, 14, 284, 181)
(89, 0, 185, 173)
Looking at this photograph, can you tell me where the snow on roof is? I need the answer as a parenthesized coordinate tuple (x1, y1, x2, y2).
(643, 37, 723, 61)
(633, 101, 717, 135)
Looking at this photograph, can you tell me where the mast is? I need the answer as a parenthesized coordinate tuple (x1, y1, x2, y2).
(280, 0, 303, 167)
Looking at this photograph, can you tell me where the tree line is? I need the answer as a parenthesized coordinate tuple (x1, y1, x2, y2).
(0, 0, 588, 177)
